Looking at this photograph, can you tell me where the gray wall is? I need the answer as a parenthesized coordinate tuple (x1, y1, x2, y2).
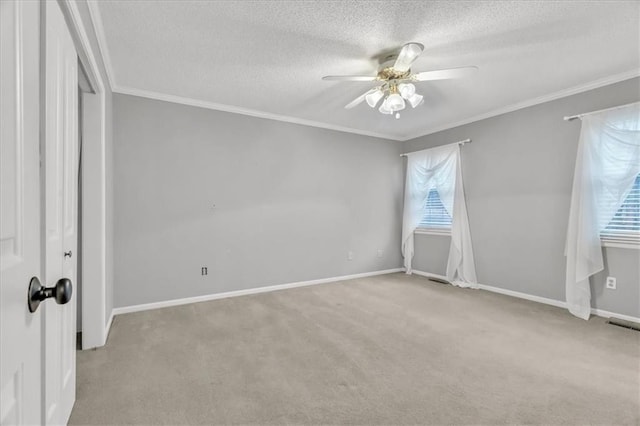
(113, 94, 403, 308)
(75, 1, 115, 327)
(404, 77, 640, 317)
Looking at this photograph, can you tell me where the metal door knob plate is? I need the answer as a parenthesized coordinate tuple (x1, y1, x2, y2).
(28, 277, 73, 313)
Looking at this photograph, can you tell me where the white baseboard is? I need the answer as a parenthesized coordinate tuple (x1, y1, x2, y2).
(411, 269, 640, 324)
(112, 268, 404, 316)
(590, 308, 640, 325)
(476, 282, 567, 309)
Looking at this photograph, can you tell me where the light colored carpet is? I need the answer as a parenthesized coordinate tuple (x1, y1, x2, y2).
(69, 273, 640, 425)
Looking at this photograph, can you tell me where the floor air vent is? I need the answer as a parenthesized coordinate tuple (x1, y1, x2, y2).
(607, 319, 640, 332)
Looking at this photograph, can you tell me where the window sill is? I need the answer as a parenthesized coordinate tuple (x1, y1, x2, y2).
(601, 239, 640, 250)
(600, 231, 640, 250)
(415, 228, 451, 237)
(412, 233, 639, 248)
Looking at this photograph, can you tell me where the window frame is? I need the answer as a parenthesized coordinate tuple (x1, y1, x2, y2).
(600, 238, 640, 249)
(414, 227, 452, 236)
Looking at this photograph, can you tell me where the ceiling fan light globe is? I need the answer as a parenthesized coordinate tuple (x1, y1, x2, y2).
(386, 93, 405, 111)
(365, 89, 384, 108)
(378, 98, 393, 114)
(398, 83, 416, 99)
(408, 93, 424, 108)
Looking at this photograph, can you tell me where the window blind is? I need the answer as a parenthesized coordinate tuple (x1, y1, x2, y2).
(601, 173, 640, 244)
(418, 188, 452, 230)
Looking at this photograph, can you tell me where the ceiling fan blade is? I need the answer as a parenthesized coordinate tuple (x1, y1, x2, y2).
(413, 66, 478, 81)
(322, 75, 377, 81)
(345, 89, 376, 109)
(393, 42, 424, 72)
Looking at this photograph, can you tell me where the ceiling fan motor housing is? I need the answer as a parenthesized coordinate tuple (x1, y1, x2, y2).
(322, 42, 473, 116)
(377, 67, 411, 81)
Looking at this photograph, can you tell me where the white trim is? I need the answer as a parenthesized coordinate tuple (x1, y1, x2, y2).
(62, 0, 108, 349)
(84, 1, 114, 90)
(414, 228, 451, 236)
(82, 1, 397, 140)
(112, 268, 403, 316)
(80, 1, 640, 143)
(476, 282, 566, 309)
(58, 1, 97, 93)
(112, 85, 400, 141)
(401, 69, 640, 141)
(590, 308, 640, 325)
(113, 71, 640, 143)
(411, 269, 640, 324)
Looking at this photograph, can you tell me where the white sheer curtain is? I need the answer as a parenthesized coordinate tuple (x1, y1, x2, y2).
(565, 102, 640, 320)
(401, 143, 477, 287)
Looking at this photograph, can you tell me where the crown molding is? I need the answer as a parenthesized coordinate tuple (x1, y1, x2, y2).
(85, 0, 116, 90)
(112, 73, 640, 144)
(85, 2, 398, 140)
(399, 69, 640, 142)
(113, 85, 402, 141)
(83, 2, 638, 143)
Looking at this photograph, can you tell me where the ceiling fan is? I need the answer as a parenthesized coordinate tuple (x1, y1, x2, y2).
(322, 42, 477, 119)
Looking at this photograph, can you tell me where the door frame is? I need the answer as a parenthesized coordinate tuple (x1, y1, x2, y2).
(56, 0, 110, 349)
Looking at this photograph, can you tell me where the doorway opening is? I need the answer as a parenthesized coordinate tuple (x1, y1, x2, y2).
(76, 62, 91, 347)
(59, 0, 111, 350)
(76, 59, 108, 349)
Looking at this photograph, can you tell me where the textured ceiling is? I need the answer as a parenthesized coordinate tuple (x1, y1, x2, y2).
(91, 1, 640, 140)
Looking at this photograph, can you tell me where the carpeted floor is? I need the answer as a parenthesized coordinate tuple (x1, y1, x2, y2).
(69, 273, 640, 425)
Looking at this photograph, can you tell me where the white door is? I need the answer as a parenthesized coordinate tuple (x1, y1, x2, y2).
(1, 1, 78, 424)
(42, 1, 79, 424)
(0, 1, 43, 424)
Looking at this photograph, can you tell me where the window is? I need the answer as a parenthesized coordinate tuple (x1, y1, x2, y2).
(417, 188, 452, 235)
(601, 173, 640, 246)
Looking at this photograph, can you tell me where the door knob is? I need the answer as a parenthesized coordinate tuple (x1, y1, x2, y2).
(28, 277, 73, 313)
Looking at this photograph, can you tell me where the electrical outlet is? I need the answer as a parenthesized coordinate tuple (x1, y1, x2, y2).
(347, 251, 354, 261)
(605, 276, 616, 290)
(201, 266, 208, 276)
(377, 249, 383, 258)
